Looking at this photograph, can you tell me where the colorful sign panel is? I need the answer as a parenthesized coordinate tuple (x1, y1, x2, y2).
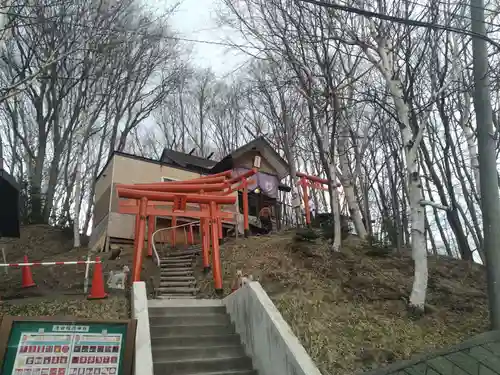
(0, 317, 135, 375)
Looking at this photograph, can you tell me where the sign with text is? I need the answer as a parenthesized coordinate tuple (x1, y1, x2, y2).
(0, 317, 136, 375)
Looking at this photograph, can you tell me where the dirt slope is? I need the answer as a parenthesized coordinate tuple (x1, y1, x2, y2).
(196, 231, 488, 375)
(0, 224, 74, 261)
(0, 225, 132, 320)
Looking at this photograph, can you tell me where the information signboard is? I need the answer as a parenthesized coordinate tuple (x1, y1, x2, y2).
(0, 317, 136, 375)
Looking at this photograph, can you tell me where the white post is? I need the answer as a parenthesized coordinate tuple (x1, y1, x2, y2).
(235, 197, 240, 238)
(1, 247, 7, 275)
(83, 255, 91, 293)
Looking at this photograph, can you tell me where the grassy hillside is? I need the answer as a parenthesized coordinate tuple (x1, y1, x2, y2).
(196, 231, 488, 375)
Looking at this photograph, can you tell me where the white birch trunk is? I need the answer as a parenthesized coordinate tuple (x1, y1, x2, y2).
(0, 0, 11, 52)
(464, 125, 480, 194)
(281, 111, 304, 225)
(374, 40, 428, 311)
(324, 132, 341, 251)
(338, 122, 367, 238)
(407, 167, 427, 310)
(72, 109, 91, 248)
(337, 49, 368, 239)
(329, 160, 342, 252)
(291, 184, 303, 224)
(377, 33, 461, 310)
(459, 91, 480, 193)
(288, 144, 304, 225)
(319, 112, 342, 251)
(73, 144, 84, 248)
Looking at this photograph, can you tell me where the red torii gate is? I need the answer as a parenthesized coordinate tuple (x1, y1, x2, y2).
(117, 182, 233, 255)
(117, 168, 257, 251)
(116, 189, 235, 293)
(296, 172, 329, 226)
(115, 168, 258, 293)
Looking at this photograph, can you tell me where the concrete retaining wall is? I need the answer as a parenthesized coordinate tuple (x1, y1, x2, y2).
(131, 282, 154, 375)
(223, 282, 323, 375)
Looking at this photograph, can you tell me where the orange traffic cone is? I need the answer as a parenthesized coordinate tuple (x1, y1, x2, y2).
(21, 255, 36, 288)
(87, 257, 108, 300)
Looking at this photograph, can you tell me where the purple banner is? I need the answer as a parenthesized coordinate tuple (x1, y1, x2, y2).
(232, 168, 279, 199)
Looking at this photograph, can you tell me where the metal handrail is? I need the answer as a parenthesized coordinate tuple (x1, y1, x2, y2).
(151, 221, 201, 266)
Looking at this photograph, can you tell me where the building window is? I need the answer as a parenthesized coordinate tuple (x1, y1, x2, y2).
(162, 177, 177, 182)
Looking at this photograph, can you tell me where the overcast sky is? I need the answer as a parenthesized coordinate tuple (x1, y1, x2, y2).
(168, 0, 247, 77)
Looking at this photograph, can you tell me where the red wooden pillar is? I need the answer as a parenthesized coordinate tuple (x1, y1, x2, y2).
(216, 204, 223, 244)
(147, 215, 155, 257)
(218, 217, 223, 244)
(210, 202, 223, 295)
(301, 177, 311, 226)
(132, 197, 148, 282)
(201, 217, 210, 273)
(242, 177, 250, 237)
(171, 216, 177, 246)
(133, 200, 140, 251)
(188, 224, 194, 245)
(199, 193, 211, 273)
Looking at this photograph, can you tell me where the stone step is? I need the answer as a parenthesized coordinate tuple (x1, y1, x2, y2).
(151, 334, 241, 349)
(160, 267, 194, 272)
(150, 314, 230, 326)
(162, 257, 194, 262)
(158, 288, 196, 293)
(161, 264, 193, 269)
(168, 250, 199, 257)
(161, 267, 193, 272)
(160, 266, 194, 274)
(148, 305, 226, 316)
(158, 286, 200, 294)
(170, 248, 198, 252)
(159, 279, 193, 285)
(160, 270, 194, 276)
(160, 276, 196, 282)
(164, 256, 194, 262)
(164, 258, 196, 263)
(160, 261, 193, 267)
(149, 324, 235, 338)
(152, 345, 245, 362)
(159, 280, 196, 288)
(161, 260, 194, 265)
(157, 289, 195, 295)
(166, 256, 196, 262)
(156, 295, 197, 299)
(153, 356, 254, 375)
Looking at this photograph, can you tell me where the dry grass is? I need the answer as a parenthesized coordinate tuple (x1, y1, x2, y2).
(0, 296, 130, 321)
(195, 231, 488, 375)
(0, 225, 136, 320)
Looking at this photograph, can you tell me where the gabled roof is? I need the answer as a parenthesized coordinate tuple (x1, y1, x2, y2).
(211, 136, 289, 179)
(97, 138, 290, 183)
(96, 150, 202, 182)
(159, 149, 217, 172)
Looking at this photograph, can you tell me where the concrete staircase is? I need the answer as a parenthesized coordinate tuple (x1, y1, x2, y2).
(148, 301, 257, 375)
(158, 245, 201, 299)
